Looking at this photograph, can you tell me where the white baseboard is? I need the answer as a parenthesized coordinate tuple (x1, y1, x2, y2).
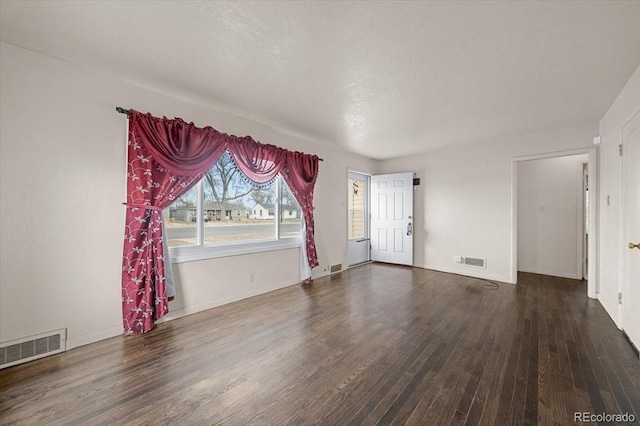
(516, 267, 579, 280)
(158, 279, 302, 324)
(67, 325, 122, 350)
(414, 263, 513, 284)
(312, 270, 331, 280)
(64, 272, 328, 350)
(597, 293, 622, 329)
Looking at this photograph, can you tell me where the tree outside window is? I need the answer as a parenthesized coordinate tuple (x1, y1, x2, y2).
(164, 153, 301, 247)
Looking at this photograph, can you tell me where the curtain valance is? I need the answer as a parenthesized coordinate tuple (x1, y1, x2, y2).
(122, 110, 320, 335)
(131, 111, 228, 175)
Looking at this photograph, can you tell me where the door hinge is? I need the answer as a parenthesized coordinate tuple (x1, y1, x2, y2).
(618, 292, 623, 304)
(619, 144, 623, 156)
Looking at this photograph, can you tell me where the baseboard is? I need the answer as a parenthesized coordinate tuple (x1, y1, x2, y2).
(158, 279, 302, 324)
(622, 331, 640, 359)
(62, 278, 308, 349)
(312, 270, 331, 280)
(597, 293, 622, 329)
(414, 263, 512, 284)
(66, 325, 122, 350)
(516, 267, 579, 280)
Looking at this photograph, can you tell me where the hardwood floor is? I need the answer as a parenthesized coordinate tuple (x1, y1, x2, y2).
(1, 264, 639, 425)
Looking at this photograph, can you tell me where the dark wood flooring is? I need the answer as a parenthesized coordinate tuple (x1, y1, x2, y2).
(1, 264, 639, 425)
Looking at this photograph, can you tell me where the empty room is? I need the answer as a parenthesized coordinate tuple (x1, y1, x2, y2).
(1, 1, 639, 425)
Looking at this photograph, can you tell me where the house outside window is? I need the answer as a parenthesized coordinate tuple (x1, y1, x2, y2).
(163, 152, 302, 262)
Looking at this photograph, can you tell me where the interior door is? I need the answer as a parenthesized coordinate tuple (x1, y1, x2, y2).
(371, 172, 413, 266)
(582, 164, 588, 279)
(348, 172, 370, 266)
(622, 110, 640, 349)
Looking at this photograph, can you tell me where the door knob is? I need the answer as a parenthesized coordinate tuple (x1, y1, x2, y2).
(630, 242, 640, 250)
(407, 222, 413, 236)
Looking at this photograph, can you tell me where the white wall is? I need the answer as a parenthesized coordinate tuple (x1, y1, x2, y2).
(517, 155, 587, 279)
(2, 39, 636, 350)
(0, 43, 378, 348)
(598, 65, 640, 327)
(379, 125, 597, 284)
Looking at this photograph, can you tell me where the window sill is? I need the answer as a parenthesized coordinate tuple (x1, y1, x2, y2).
(169, 237, 302, 264)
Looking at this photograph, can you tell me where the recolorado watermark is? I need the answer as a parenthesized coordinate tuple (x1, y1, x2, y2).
(574, 412, 636, 423)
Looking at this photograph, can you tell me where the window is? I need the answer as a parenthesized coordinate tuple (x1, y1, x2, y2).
(164, 152, 302, 262)
(280, 179, 302, 238)
(162, 184, 198, 247)
(348, 178, 365, 239)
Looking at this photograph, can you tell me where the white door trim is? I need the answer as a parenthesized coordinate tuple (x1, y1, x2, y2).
(347, 170, 371, 267)
(582, 163, 589, 280)
(575, 162, 585, 281)
(511, 147, 598, 298)
(621, 109, 640, 349)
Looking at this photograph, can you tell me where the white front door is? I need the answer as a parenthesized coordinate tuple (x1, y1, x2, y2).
(622, 110, 640, 350)
(371, 172, 413, 266)
(348, 172, 370, 266)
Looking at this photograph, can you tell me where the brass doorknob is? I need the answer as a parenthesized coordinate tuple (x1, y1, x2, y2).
(630, 242, 640, 249)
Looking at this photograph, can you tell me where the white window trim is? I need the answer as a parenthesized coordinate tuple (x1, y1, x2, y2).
(170, 236, 301, 264)
(167, 177, 302, 264)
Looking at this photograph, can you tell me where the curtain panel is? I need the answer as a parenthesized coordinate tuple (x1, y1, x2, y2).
(281, 151, 320, 271)
(122, 111, 320, 334)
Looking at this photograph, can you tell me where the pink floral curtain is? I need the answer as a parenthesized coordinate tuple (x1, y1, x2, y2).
(123, 111, 227, 334)
(282, 151, 320, 273)
(226, 137, 287, 184)
(122, 110, 320, 334)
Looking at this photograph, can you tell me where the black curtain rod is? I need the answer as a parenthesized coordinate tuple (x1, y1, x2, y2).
(116, 107, 323, 161)
(116, 106, 131, 116)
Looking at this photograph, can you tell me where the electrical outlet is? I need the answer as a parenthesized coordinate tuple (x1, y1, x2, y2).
(455, 256, 464, 264)
(248, 273, 254, 283)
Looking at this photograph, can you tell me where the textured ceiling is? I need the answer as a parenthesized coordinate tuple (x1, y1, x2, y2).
(1, 1, 639, 160)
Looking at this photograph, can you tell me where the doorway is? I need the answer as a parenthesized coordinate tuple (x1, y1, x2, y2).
(512, 148, 597, 298)
(370, 172, 414, 266)
(517, 154, 588, 280)
(347, 171, 415, 268)
(347, 172, 370, 267)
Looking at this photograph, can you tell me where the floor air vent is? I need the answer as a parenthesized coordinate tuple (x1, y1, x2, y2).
(464, 257, 486, 268)
(330, 264, 342, 273)
(1, 328, 66, 369)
